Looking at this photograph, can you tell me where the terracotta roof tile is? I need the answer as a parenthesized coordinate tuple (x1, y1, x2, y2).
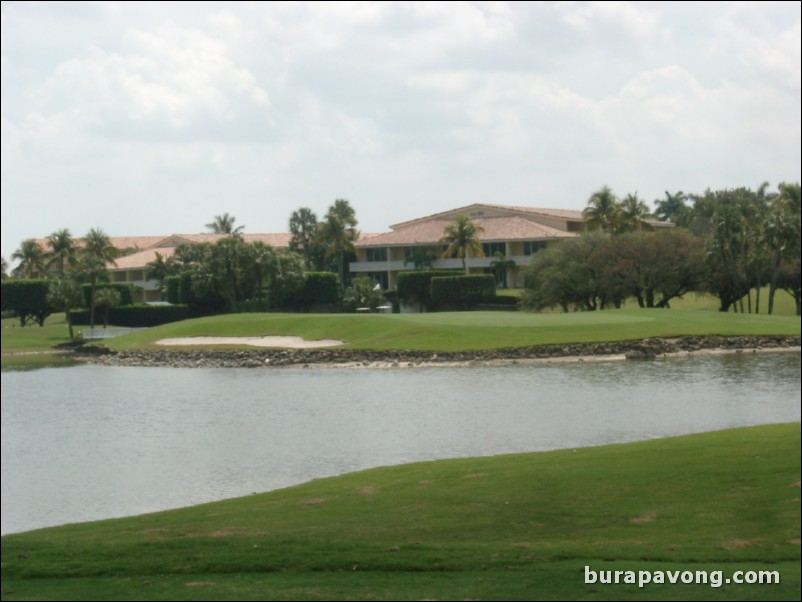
(356, 216, 576, 247)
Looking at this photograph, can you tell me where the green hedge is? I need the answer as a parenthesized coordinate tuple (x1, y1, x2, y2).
(0, 279, 52, 326)
(431, 275, 496, 310)
(277, 272, 340, 311)
(82, 283, 135, 307)
(302, 272, 339, 306)
(70, 304, 200, 327)
(396, 270, 458, 311)
(238, 298, 271, 313)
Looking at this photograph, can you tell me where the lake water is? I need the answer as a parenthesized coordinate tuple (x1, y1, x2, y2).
(2, 352, 800, 535)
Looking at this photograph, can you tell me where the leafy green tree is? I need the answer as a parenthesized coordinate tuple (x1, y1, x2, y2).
(522, 233, 610, 311)
(441, 214, 484, 273)
(47, 277, 84, 338)
(1, 257, 8, 280)
(205, 213, 244, 235)
(145, 252, 180, 299)
(46, 229, 77, 276)
(318, 200, 359, 289)
(11, 240, 46, 279)
(289, 207, 321, 269)
(193, 236, 253, 312)
(583, 186, 620, 232)
(173, 242, 208, 268)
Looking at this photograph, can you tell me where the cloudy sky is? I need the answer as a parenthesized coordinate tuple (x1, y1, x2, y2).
(2, 1, 800, 263)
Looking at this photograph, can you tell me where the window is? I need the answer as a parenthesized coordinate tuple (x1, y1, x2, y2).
(523, 241, 547, 255)
(482, 242, 505, 257)
(365, 248, 388, 262)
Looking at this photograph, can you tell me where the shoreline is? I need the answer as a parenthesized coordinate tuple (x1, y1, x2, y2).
(73, 335, 801, 369)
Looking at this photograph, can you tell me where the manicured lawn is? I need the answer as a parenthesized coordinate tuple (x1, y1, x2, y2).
(2, 423, 799, 600)
(101, 308, 800, 352)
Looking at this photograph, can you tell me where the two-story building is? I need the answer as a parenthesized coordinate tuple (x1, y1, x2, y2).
(350, 204, 584, 290)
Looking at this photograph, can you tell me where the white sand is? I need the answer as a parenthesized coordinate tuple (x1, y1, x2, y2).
(154, 336, 343, 349)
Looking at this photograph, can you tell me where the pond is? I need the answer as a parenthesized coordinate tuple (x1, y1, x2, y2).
(2, 352, 800, 534)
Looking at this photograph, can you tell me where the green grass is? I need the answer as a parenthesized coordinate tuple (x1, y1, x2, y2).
(100, 308, 800, 353)
(2, 424, 800, 600)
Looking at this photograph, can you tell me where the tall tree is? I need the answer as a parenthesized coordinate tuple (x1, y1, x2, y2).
(193, 236, 253, 312)
(583, 186, 620, 232)
(317, 200, 359, 288)
(441, 214, 484, 273)
(288, 207, 320, 269)
(81, 228, 118, 329)
(11, 240, 46, 279)
(46, 228, 77, 276)
(205, 213, 244, 235)
(1, 257, 8, 280)
(767, 182, 801, 314)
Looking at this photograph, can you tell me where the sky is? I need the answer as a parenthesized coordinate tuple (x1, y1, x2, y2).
(2, 1, 800, 264)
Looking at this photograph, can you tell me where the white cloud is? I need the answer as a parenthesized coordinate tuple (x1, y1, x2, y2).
(37, 22, 269, 132)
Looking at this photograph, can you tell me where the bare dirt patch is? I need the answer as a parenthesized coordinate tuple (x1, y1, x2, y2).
(630, 513, 658, 523)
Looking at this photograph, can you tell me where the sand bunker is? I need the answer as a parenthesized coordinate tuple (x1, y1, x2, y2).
(155, 336, 343, 349)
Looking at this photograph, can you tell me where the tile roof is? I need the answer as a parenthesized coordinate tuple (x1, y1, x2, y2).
(355, 216, 576, 247)
(389, 203, 586, 229)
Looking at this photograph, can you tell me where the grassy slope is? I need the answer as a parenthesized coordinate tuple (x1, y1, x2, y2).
(100, 308, 801, 353)
(2, 424, 799, 600)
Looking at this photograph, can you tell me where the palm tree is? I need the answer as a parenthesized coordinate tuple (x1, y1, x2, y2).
(654, 190, 690, 225)
(441, 214, 484, 273)
(767, 182, 801, 314)
(46, 228, 77, 276)
(205, 213, 244, 235)
(81, 228, 118, 329)
(145, 252, 179, 299)
(618, 193, 653, 233)
(583, 186, 620, 232)
(11, 240, 46, 279)
(490, 251, 516, 288)
(317, 200, 359, 289)
(289, 207, 320, 269)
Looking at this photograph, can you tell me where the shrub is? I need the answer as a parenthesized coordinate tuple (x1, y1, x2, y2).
(431, 275, 496, 310)
(0, 279, 52, 326)
(396, 270, 458, 312)
(70, 304, 200, 328)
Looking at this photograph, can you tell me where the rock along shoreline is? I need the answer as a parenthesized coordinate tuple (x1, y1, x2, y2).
(73, 335, 801, 369)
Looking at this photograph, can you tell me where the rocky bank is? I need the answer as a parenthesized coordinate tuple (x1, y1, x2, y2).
(73, 335, 801, 369)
